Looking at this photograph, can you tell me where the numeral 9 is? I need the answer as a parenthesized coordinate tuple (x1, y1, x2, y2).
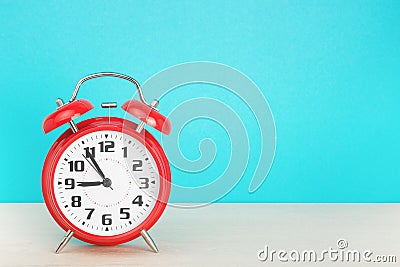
(64, 178, 75, 189)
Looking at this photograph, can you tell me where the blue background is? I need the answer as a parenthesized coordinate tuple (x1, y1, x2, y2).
(1, 0, 399, 202)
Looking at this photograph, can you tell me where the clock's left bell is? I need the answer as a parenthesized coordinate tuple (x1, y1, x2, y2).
(43, 98, 94, 134)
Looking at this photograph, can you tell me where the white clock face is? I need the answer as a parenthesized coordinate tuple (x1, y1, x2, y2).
(53, 130, 160, 236)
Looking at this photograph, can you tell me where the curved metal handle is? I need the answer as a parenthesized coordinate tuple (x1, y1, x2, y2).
(69, 72, 149, 105)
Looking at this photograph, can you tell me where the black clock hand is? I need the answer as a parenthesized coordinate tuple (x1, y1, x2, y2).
(82, 155, 101, 176)
(77, 181, 103, 187)
(86, 153, 106, 179)
(82, 154, 113, 190)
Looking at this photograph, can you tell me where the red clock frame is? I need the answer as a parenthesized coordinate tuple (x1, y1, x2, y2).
(42, 117, 171, 246)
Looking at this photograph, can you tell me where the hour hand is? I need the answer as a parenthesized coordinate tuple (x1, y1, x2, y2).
(77, 181, 103, 187)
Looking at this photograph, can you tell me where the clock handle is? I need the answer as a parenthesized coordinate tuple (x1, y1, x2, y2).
(70, 72, 149, 105)
(141, 229, 159, 253)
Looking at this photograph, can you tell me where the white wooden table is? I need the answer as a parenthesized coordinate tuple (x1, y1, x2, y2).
(1, 204, 399, 266)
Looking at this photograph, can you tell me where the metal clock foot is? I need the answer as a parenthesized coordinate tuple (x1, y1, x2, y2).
(141, 229, 159, 253)
(55, 230, 74, 254)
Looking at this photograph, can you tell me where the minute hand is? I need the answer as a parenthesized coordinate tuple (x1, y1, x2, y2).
(87, 153, 106, 179)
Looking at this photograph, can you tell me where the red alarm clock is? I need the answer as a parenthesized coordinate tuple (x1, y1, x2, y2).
(42, 73, 171, 253)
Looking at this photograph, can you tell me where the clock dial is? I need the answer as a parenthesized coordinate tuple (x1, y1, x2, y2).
(53, 130, 160, 236)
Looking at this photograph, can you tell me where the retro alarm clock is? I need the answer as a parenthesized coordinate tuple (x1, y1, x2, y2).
(42, 72, 171, 253)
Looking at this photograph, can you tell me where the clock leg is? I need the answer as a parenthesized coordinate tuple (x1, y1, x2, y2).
(141, 229, 159, 253)
(55, 230, 74, 254)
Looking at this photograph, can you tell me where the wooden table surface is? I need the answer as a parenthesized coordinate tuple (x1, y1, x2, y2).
(1, 203, 399, 266)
